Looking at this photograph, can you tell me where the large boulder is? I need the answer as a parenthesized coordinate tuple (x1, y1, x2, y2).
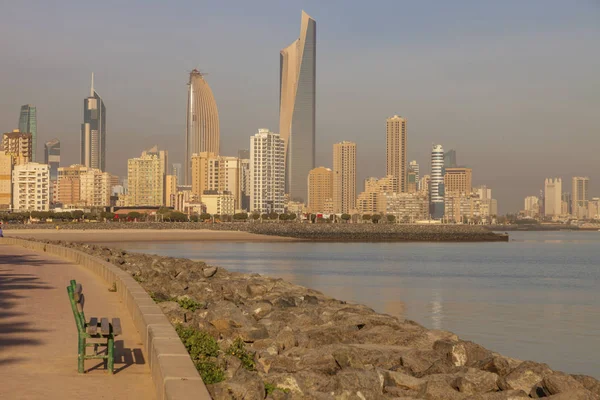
(452, 368, 500, 394)
(530, 373, 587, 397)
(502, 361, 552, 394)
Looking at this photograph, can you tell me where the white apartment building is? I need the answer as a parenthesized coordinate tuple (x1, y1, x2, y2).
(12, 162, 50, 211)
(250, 129, 285, 213)
(203, 192, 235, 215)
(80, 169, 112, 207)
(544, 178, 562, 217)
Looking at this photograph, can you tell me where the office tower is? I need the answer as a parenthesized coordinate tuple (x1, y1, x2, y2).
(430, 144, 445, 219)
(191, 152, 216, 198)
(407, 170, 418, 194)
(386, 115, 408, 192)
(12, 163, 50, 211)
(81, 73, 107, 171)
(444, 149, 457, 169)
(561, 192, 572, 216)
(237, 149, 250, 160)
(544, 178, 562, 217)
(171, 163, 182, 185)
(127, 146, 167, 206)
(279, 11, 316, 203)
(44, 139, 60, 181)
(240, 158, 251, 211)
(0, 154, 12, 209)
(524, 196, 540, 217)
(332, 141, 356, 214)
(79, 169, 112, 207)
(572, 177, 589, 219)
(57, 165, 88, 206)
(3, 130, 32, 165)
(18, 105, 37, 161)
(186, 69, 220, 184)
(165, 175, 177, 207)
(250, 129, 285, 213)
(307, 167, 333, 213)
(444, 167, 472, 196)
(409, 160, 420, 190)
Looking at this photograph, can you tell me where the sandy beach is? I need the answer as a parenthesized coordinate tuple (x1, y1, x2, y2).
(2, 229, 295, 243)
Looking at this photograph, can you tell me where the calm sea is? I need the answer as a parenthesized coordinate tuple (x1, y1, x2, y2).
(109, 231, 600, 378)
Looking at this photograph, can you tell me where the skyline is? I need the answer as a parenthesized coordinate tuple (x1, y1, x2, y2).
(1, 1, 599, 213)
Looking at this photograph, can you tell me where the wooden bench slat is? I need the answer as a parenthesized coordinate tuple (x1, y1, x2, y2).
(111, 318, 122, 336)
(87, 317, 98, 335)
(100, 318, 110, 335)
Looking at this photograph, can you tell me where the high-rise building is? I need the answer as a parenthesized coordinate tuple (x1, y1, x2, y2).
(430, 144, 445, 219)
(18, 105, 37, 161)
(250, 129, 285, 214)
(186, 69, 219, 184)
(572, 177, 589, 219)
(165, 175, 177, 207)
(44, 139, 60, 181)
(3, 130, 32, 165)
(57, 165, 88, 206)
(171, 163, 182, 185)
(561, 192, 572, 216)
(12, 163, 50, 211)
(126, 146, 167, 206)
(81, 73, 106, 171)
(407, 170, 418, 194)
(307, 167, 333, 213)
(0, 153, 12, 209)
(386, 115, 408, 192)
(444, 167, 472, 196)
(240, 158, 250, 211)
(191, 152, 215, 198)
(409, 160, 420, 190)
(279, 11, 316, 203)
(80, 169, 112, 207)
(332, 141, 356, 214)
(444, 149, 457, 169)
(544, 178, 562, 217)
(420, 175, 430, 196)
(524, 196, 540, 217)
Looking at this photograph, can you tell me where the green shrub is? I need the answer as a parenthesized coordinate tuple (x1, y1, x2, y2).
(175, 325, 224, 384)
(176, 297, 203, 312)
(195, 359, 225, 384)
(265, 383, 291, 396)
(226, 337, 255, 371)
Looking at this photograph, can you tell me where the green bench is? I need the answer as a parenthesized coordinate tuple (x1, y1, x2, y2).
(67, 279, 122, 374)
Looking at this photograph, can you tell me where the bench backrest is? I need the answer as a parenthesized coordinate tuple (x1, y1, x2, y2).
(67, 279, 86, 333)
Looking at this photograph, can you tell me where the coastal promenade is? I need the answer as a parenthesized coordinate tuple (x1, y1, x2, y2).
(0, 243, 156, 399)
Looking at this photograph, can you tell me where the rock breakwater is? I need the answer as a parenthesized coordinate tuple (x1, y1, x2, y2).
(29, 239, 598, 399)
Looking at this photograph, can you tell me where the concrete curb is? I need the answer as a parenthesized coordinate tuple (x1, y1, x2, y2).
(3, 238, 212, 400)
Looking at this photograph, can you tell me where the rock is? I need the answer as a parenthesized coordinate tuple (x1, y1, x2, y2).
(503, 361, 552, 394)
(434, 340, 491, 367)
(210, 319, 239, 335)
(475, 356, 512, 377)
(203, 266, 218, 278)
(544, 389, 600, 399)
(247, 283, 268, 297)
(382, 370, 424, 391)
(251, 302, 273, 320)
(572, 375, 600, 397)
(332, 348, 365, 370)
(418, 379, 469, 400)
(335, 369, 384, 397)
(238, 325, 269, 342)
(452, 368, 500, 394)
(530, 373, 588, 398)
(276, 327, 297, 352)
(464, 390, 529, 399)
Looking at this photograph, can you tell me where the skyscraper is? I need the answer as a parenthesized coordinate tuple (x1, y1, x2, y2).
(279, 11, 316, 203)
(572, 177, 589, 219)
(333, 141, 356, 214)
(544, 178, 562, 217)
(250, 129, 285, 214)
(44, 139, 60, 182)
(444, 149, 457, 169)
(186, 69, 219, 184)
(171, 163, 182, 185)
(18, 105, 37, 161)
(386, 115, 407, 192)
(430, 144, 445, 219)
(81, 73, 106, 171)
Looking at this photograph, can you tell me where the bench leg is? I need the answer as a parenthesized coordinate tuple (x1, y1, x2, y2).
(107, 336, 114, 374)
(77, 334, 85, 374)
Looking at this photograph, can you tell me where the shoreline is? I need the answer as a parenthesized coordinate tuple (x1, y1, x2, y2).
(15, 237, 599, 399)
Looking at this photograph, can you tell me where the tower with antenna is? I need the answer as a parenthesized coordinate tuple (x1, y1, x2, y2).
(81, 72, 107, 171)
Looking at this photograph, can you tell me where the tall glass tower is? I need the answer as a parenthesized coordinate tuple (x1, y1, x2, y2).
(18, 105, 37, 161)
(81, 73, 106, 171)
(279, 10, 316, 203)
(430, 144, 445, 219)
(44, 139, 61, 181)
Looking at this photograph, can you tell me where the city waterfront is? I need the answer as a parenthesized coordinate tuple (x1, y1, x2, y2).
(111, 231, 600, 378)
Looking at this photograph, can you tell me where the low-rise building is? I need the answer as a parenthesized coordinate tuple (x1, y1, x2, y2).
(385, 192, 429, 222)
(0, 153, 12, 209)
(202, 191, 235, 215)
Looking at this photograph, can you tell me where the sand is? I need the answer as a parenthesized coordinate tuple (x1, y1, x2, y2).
(2, 229, 295, 243)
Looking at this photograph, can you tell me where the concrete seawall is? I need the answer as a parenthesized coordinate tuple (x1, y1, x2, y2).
(3, 237, 211, 400)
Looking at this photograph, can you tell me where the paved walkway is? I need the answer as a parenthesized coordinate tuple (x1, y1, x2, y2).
(0, 243, 156, 399)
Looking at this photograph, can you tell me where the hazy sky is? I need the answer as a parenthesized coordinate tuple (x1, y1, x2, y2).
(1, 1, 598, 213)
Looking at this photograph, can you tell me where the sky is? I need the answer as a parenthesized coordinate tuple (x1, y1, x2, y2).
(1, 0, 598, 213)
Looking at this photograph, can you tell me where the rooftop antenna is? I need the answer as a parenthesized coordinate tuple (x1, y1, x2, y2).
(90, 72, 94, 97)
